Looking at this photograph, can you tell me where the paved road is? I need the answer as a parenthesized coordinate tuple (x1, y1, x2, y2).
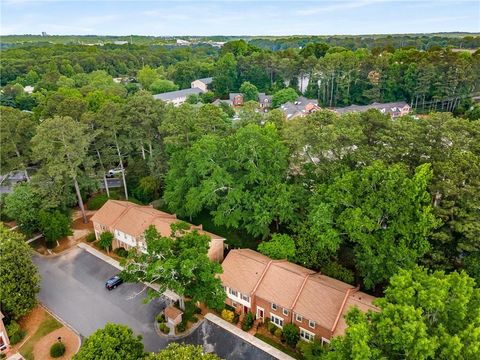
(33, 247, 279, 359)
(33, 247, 168, 351)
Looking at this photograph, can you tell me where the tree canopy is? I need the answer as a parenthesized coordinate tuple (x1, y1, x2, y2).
(121, 223, 225, 309)
(0, 223, 40, 319)
(73, 323, 145, 360)
(323, 267, 480, 360)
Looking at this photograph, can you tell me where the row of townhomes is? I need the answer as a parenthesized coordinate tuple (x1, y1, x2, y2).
(90, 200, 225, 262)
(91, 200, 377, 345)
(152, 76, 412, 119)
(220, 249, 377, 344)
(333, 101, 412, 118)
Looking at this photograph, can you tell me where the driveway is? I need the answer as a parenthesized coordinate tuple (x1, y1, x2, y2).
(33, 247, 280, 359)
(34, 247, 168, 351)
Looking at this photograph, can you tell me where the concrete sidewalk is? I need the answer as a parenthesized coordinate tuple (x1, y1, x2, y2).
(204, 313, 295, 360)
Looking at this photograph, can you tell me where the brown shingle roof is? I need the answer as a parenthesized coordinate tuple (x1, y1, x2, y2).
(90, 200, 132, 227)
(333, 291, 378, 337)
(220, 249, 271, 295)
(91, 200, 224, 240)
(255, 261, 315, 310)
(220, 249, 377, 337)
(165, 305, 183, 320)
(293, 274, 354, 333)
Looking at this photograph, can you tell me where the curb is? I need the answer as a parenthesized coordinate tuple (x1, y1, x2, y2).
(41, 304, 83, 354)
(204, 313, 295, 360)
(154, 317, 205, 340)
(32, 244, 81, 259)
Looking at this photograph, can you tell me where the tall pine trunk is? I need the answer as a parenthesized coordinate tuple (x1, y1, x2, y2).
(73, 176, 87, 223)
(114, 133, 128, 200)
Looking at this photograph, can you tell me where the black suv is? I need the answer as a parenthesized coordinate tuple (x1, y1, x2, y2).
(105, 275, 123, 290)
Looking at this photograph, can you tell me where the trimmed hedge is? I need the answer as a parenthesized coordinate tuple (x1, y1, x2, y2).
(156, 313, 166, 323)
(114, 247, 128, 258)
(176, 320, 187, 333)
(6, 321, 25, 345)
(158, 322, 169, 334)
(86, 232, 96, 242)
(50, 342, 66, 358)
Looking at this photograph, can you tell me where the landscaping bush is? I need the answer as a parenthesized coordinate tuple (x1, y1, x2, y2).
(274, 327, 283, 339)
(98, 231, 113, 252)
(87, 193, 109, 210)
(6, 320, 26, 345)
(114, 247, 128, 258)
(191, 316, 199, 323)
(242, 312, 255, 331)
(176, 320, 187, 333)
(156, 313, 166, 323)
(50, 342, 66, 358)
(86, 232, 97, 242)
(221, 309, 235, 323)
(283, 323, 300, 347)
(158, 323, 170, 334)
(268, 321, 277, 335)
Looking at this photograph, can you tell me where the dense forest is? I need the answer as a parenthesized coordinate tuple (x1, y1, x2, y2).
(2, 32, 480, 49)
(1, 37, 479, 114)
(1, 36, 480, 357)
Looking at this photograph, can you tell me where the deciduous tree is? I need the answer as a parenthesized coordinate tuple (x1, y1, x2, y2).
(31, 116, 92, 223)
(73, 323, 145, 360)
(122, 223, 225, 309)
(0, 223, 40, 319)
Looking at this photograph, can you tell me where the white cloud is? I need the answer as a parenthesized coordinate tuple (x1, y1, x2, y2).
(296, 0, 382, 16)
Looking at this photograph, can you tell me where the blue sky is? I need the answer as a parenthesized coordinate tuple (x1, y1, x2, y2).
(1, 0, 479, 36)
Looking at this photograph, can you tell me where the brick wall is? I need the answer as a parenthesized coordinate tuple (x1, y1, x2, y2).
(293, 314, 332, 340)
(255, 297, 292, 325)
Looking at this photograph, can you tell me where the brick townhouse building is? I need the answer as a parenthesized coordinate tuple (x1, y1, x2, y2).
(220, 249, 376, 343)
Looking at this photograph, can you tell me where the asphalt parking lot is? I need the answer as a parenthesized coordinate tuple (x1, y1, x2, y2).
(33, 247, 278, 359)
(34, 247, 168, 351)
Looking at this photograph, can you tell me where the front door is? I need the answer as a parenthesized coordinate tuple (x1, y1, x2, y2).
(256, 306, 264, 321)
(243, 305, 249, 314)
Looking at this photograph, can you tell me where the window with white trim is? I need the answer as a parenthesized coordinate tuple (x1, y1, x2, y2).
(270, 314, 284, 328)
(229, 288, 238, 297)
(241, 294, 250, 302)
(321, 337, 330, 345)
(271, 303, 277, 310)
(309, 320, 316, 329)
(295, 314, 303, 322)
(300, 328, 315, 342)
(283, 308, 289, 316)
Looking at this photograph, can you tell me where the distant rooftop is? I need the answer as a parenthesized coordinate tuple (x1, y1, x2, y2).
(196, 77, 213, 85)
(153, 87, 203, 101)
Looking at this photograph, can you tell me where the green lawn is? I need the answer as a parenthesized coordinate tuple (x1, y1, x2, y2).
(19, 311, 63, 360)
(254, 333, 303, 359)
